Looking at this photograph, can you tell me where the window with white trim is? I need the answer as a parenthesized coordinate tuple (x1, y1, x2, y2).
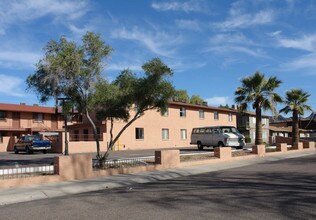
(162, 129, 169, 140)
(199, 109, 205, 119)
(180, 107, 186, 117)
(214, 111, 219, 120)
(180, 129, 187, 140)
(228, 113, 233, 122)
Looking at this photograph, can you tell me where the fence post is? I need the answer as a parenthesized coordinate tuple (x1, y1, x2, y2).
(252, 145, 266, 156)
(293, 142, 303, 150)
(276, 143, 287, 152)
(214, 147, 232, 160)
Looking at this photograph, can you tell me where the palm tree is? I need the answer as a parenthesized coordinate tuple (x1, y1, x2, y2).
(235, 71, 283, 145)
(279, 89, 312, 145)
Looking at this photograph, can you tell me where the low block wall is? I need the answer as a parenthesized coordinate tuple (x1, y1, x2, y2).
(155, 150, 180, 168)
(252, 145, 266, 156)
(214, 147, 231, 160)
(1, 143, 316, 189)
(54, 154, 93, 180)
(303, 142, 315, 149)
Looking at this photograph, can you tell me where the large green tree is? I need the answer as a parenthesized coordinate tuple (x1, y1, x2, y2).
(235, 71, 283, 145)
(279, 89, 312, 145)
(92, 58, 175, 163)
(190, 95, 205, 105)
(26, 32, 112, 155)
(174, 90, 190, 102)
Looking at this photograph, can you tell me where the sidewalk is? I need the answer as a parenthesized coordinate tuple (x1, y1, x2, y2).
(0, 150, 315, 206)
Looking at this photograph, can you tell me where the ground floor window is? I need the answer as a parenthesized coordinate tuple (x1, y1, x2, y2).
(135, 128, 144, 140)
(162, 129, 169, 140)
(180, 129, 187, 140)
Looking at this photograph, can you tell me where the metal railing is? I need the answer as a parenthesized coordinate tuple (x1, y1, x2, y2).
(93, 157, 154, 169)
(0, 165, 54, 179)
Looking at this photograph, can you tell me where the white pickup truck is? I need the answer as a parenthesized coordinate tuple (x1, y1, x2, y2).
(190, 126, 245, 150)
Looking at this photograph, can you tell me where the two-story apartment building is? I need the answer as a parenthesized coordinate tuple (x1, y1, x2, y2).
(66, 101, 238, 153)
(0, 103, 64, 152)
(236, 112, 270, 144)
(0, 101, 239, 153)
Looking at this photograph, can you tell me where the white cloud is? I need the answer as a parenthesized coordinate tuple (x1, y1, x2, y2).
(277, 34, 316, 52)
(0, 74, 25, 97)
(280, 53, 316, 71)
(210, 33, 253, 45)
(205, 96, 232, 106)
(206, 45, 267, 58)
(0, 51, 41, 69)
(110, 27, 182, 58)
(151, 0, 207, 13)
(175, 19, 201, 31)
(0, 0, 88, 34)
(214, 4, 275, 30)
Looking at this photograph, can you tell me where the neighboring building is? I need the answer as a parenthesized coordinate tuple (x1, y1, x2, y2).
(269, 125, 312, 144)
(0, 101, 239, 153)
(236, 112, 270, 144)
(269, 113, 316, 143)
(0, 103, 64, 152)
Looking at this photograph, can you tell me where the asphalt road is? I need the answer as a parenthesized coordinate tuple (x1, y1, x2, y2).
(0, 154, 315, 220)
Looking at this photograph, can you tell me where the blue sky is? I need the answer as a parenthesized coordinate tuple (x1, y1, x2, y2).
(1, 0, 316, 115)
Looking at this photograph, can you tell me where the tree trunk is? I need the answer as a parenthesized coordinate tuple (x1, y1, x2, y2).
(292, 110, 299, 146)
(86, 109, 101, 159)
(255, 105, 263, 145)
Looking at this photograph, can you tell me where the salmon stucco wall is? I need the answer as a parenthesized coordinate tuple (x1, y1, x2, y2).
(106, 105, 237, 150)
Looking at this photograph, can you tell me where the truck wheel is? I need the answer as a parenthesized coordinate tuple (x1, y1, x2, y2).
(218, 142, 224, 147)
(25, 146, 32, 154)
(197, 142, 204, 150)
(14, 146, 19, 154)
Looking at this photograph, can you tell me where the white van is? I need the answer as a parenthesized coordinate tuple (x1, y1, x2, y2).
(190, 126, 245, 150)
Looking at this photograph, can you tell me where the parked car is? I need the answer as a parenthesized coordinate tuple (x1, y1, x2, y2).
(13, 135, 51, 154)
(190, 126, 245, 150)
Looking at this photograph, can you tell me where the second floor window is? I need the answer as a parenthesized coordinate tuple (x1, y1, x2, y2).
(180, 107, 186, 117)
(33, 113, 43, 122)
(199, 109, 205, 119)
(161, 108, 169, 117)
(0, 111, 6, 120)
(214, 111, 219, 120)
(228, 113, 233, 122)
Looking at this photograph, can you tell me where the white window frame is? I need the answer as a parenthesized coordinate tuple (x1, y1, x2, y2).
(180, 107, 186, 117)
(228, 113, 233, 122)
(199, 109, 205, 119)
(214, 111, 219, 120)
(162, 129, 169, 140)
(180, 129, 187, 140)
